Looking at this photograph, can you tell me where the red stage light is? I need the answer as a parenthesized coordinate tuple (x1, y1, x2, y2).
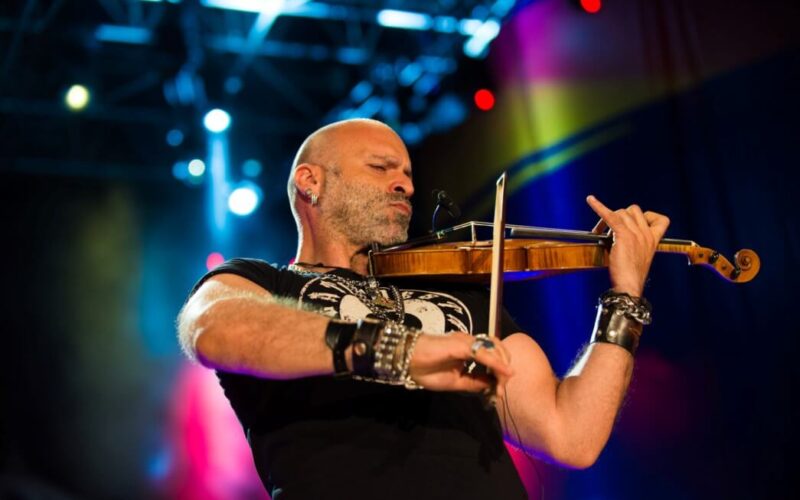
(206, 252, 225, 271)
(580, 0, 602, 14)
(474, 89, 495, 111)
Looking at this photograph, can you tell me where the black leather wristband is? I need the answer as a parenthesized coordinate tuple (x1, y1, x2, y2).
(350, 319, 382, 377)
(325, 319, 358, 377)
(590, 304, 643, 355)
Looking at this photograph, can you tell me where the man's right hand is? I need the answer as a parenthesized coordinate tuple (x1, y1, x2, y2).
(408, 332, 514, 398)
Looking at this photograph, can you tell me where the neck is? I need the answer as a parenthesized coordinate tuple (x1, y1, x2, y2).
(295, 222, 371, 275)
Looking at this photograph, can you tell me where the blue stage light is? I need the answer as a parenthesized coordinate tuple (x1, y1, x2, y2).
(433, 16, 459, 33)
(188, 159, 206, 177)
(350, 81, 373, 103)
(202, 0, 284, 14)
(337, 47, 368, 65)
(398, 62, 423, 86)
(203, 109, 231, 133)
(463, 19, 501, 58)
(357, 96, 383, 118)
(228, 183, 262, 216)
(401, 123, 423, 146)
(413, 74, 440, 96)
(224, 76, 243, 95)
(426, 93, 467, 132)
(95, 24, 152, 44)
(172, 161, 189, 181)
(242, 159, 262, 178)
(377, 9, 433, 30)
(166, 129, 184, 147)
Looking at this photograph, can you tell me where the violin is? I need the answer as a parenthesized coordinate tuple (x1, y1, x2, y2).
(370, 173, 760, 405)
(369, 220, 760, 284)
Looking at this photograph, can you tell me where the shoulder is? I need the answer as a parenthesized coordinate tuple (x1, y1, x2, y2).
(189, 258, 280, 297)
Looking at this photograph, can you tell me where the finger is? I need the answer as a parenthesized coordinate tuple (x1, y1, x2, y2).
(644, 211, 670, 240)
(472, 346, 514, 379)
(490, 338, 512, 365)
(454, 374, 495, 393)
(626, 204, 650, 232)
(586, 195, 622, 233)
(591, 218, 608, 235)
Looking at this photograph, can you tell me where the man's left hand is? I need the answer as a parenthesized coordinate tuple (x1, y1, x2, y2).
(586, 195, 670, 297)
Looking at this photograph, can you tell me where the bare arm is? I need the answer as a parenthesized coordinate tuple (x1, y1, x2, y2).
(497, 334, 632, 469)
(178, 272, 515, 389)
(496, 196, 670, 468)
(178, 273, 336, 378)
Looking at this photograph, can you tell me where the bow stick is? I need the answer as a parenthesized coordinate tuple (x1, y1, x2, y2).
(482, 172, 507, 406)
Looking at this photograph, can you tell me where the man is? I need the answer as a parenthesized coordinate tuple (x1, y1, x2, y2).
(177, 118, 669, 499)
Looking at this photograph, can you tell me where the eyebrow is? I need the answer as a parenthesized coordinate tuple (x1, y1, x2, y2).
(367, 154, 412, 177)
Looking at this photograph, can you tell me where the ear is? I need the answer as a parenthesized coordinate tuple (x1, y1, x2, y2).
(293, 163, 325, 197)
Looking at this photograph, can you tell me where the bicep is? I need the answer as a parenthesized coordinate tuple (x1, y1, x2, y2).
(496, 333, 560, 453)
(177, 273, 273, 358)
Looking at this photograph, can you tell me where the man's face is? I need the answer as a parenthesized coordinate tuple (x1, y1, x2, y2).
(318, 125, 414, 246)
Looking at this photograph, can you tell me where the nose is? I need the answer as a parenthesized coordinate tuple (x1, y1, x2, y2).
(389, 171, 414, 199)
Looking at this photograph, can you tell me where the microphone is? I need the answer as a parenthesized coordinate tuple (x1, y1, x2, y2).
(431, 189, 461, 231)
(433, 189, 461, 219)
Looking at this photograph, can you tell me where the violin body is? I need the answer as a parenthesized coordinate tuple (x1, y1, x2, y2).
(370, 236, 760, 284)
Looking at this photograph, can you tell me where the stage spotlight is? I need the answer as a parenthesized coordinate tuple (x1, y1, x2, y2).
(65, 84, 90, 111)
(188, 159, 206, 177)
(463, 19, 501, 58)
(225, 76, 243, 95)
(203, 108, 231, 133)
(228, 183, 262, 216)
(166, 129, 184, 147)
(377, 9, 433, 30)
(172, 161, 189, 181)
(206, 252, 225, 271)
(580, 0, 602, 14)
(242, 159, 262, 178)
(474, 89, 495, 111)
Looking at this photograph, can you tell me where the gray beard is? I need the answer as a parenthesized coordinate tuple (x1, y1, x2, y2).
(320, 175, 410, 247)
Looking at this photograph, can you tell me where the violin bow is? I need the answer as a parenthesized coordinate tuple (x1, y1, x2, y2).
(481, 172, 507, 407)
(488, 172, 507, 339)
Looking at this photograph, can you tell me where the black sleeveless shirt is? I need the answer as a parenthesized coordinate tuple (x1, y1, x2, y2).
(190, 258, 527, 500)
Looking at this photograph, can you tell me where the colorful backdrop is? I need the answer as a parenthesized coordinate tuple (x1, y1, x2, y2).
(2, 1, 794, 499)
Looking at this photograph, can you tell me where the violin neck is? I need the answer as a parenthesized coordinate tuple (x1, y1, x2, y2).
(656, 239, 698, 254)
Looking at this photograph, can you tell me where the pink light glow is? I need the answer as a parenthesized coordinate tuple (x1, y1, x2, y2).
(206, 252, 225, 271)
(617, 350, 710, 450)
(161, 362, 269, 500)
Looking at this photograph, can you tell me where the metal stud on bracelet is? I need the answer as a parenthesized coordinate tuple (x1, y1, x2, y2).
(590, 291, 651, 355)
(591, 305, 643, 355)
(351, 319, 382, 378)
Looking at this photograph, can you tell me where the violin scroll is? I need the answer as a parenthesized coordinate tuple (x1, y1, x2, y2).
(687, 247, 760, 283)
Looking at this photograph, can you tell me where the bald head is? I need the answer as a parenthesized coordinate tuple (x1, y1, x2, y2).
(291, 118, 400, 171)
(287, 118, 407, 223)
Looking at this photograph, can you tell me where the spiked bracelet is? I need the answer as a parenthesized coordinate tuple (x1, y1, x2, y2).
(591, 291, 652, 355)
(599, 290, 653, 325)
(352, 321, 424, 390)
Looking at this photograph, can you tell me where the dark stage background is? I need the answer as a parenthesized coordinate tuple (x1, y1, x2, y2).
(2, 1, 795, 499)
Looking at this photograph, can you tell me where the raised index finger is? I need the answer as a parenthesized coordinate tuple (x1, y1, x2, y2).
(586, 195, 619, 231)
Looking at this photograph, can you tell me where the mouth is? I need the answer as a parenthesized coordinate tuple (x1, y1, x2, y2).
(389, 202, 412, 216)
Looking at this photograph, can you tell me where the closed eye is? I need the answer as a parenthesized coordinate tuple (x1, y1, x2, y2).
(369, 164, 387, 171)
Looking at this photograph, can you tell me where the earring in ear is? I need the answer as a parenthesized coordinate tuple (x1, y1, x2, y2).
(305, 188, 319, 206)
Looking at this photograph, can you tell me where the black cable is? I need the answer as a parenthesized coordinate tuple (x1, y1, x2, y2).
(502, 389, 545, 500)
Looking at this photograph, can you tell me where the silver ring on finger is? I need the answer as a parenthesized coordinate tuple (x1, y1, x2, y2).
(470, 338, 495, 358)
